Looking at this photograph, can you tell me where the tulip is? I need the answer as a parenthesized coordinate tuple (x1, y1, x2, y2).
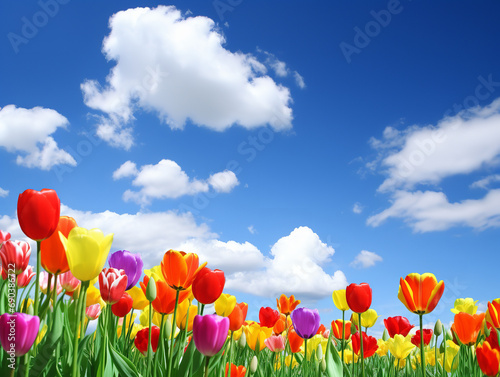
(331, 319, 351, 340)
(228, 302, 248, 332)
(59, 270, 80, 292)
(288, 328, 304, 353)
(16, 265, 35, 288)
(351, 308, 378, 329)
(384, 316, 414, 338)
(215, 293, 237, 317)
(0, 313, 40, 356)
(259, 307, 280, 328)
(39, 271, 63, 296)
(139, 305, 162, 327)
(111, 292, 133, 317)
(0, 230, 10, 244)
(17, 188, 60, 241)
(486, 299, 500, 329)
(193, 314, 229, 357)
(135, 326, 160, 355)
(317, 324, 329, 338)
(411, 329, 433, 347)
(476, 340, 500, 377)
(273, 313, 292, 335)
(398, 273, 445, 315)
(192, 267, 225, 304)
(160, 250, 207, 291)
(351, 331, 378, 358)
(59, 227, 114, 282)
(450, 297, 478, 315)
(108, 250, 144, 290)
(244, 323, 273, 351)
(127, 286, 149, 310)
(277, 294, 301, 316)
(332, 289, 350, 311)
(99, 268, 128, 305)
(306, 334, 328, 361)
(0, 240, 31, 275)
(86, 303, 102, 320)
(265, 335, 285, 352)
(40, 216, 77, 275)
(376, 339, 389, 357)
(451, 312, 485, 346)
(140, 276, 190, 314)
(346, 283, 372, 314)
(225, 363, 246, 377)
(86, 285, 104, 307)
(176, 300, 198, 331)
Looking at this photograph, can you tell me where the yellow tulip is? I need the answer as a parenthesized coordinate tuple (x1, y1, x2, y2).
(176, 300, 197, 331)
(86, 285, 105, 307)
(244, 323, 273, 351)
(376, 338, 389, 357)
(339, 348, 357, 364)
(215, 293, 236, 317)
(412, 348, 439, 369)
(59, 227, 113, 282)
(140, 305, 163, 327)
(36, 324, 48, 346)
(443, 340, 459, 373)
(305, 334, 328, 360)
(144, 265, 165, 283)
(387, 334, 415, 360)
(351, 308, 379, 328)
(332, 289, 349, 311)
(127, 286, 148, 310)
(450, 298, 478, 315)
(117, 323, 143, 339)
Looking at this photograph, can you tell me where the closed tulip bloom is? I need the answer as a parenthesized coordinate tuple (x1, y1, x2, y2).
(450, 297, 478, 315)
(99, 268, 128, 305)
(225, 363, 246, 377)
(193, 314, 229, 357)
(288, 328, 304, 353)
(161, 250, 207, 291)
(384, 316, 414, 338)
(411, 329, 433, 347)
(331, 319, 351, 340)
(17, 189, 60, 241)
(215, 293, 237, 317)
(40, 216, 77, 275)
(16, 265, 35, 288)
(274, 313, 292, 335)
(108, 250, 144, 290)
(387, 334, 415, 360)
(277, 294, 300, 316)
(39, 271, 63, 296)
(59, 270, 80, 292)
(135, 326, 160, 356)
(111, 292, 133, 317)
(332, 289, 350, 311)
(351, 331, 378, 358)
(351, 308, 379, 329)
(486, 299, 500, 329)
(176, 300, 198, 331)
(451, 312, 485, 346)
(477, 340, 500, 377)
(265, 334, 285, 352)
(291, 307, 321, 339)
(59, 227, 114, 282)
(140, 276, 190, 314)
(0, 240, 31, 275)
(398, 273, 445, 314)
(0, 313, 40, 356)
(259, 307, 280, 328)
(245, 323, 273, 351)
(192, 267, 225, 304)
(86, 285, 104, 307)
(127, 286, 149, 310)
(228, 302, 248, 332)
(86, 303, 102, 320)
(346, 283, 372, 313)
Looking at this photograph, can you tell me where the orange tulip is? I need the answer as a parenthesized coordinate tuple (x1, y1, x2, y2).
(228, 302, 248, 332)
(398, 273, 445, 314)
(486, 299, 500, 329)
(140, 276, 190, 314)
(287, 328, 304, 353)
(477, 340, 500, 377)
(331, 319, 351, 340)
(160, 250, 207, 291)
(276, 294, 300, 316)
(40, 216, 77, 275)
(451, 312, 485, 346)
(273, 314, 292, 335)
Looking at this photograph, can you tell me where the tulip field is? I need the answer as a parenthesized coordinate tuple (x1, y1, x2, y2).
(0, 189, 499, 377)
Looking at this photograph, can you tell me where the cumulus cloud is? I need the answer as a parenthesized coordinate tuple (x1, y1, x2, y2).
(227, 226, 348, 300)
(350, 250, 383, 268)
(0, 188, 8, 198)
(114, 159, 239, 205)
(0, 105, 76, 170)
(81, 6, 293, 148)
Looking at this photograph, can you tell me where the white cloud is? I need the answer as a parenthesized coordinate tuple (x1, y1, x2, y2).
(350, 250, 383, 268)
(118, 159, 238, 205)
(227, 226, 348, 300)
(0, 188, 8, 198)
(294, 71, 306, 89)
(470, 174, 500, 189)
(81, 6, 293, 148)
(0, 105, 76, 170)
(367, 189, 500, 232)
(353, 202, 363, 214)
(248, 225, 256, 234)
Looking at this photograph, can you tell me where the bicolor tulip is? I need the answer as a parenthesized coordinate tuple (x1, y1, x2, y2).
(108, 250, 143, 290)
(160, 249, 207, 291)
(127, 286, 149, 310)
(192, 267, 225, 304)
(398, 273, 445, 315)
(17, 188, 60, 241)
(384, 316, 414, 338)
(273, 313, 292, 335)
(259, 307, 280, 328)
(486, 299, 500, 329)
(111, 292, 133, 317)
(176, 300, 198, 331)
(450, 297, 478, 315)
(228, 302, 248, 332)
(60, 227, 114, 282)
(451, 312, 485, 346)
(332, 289, 350, 311)
(140, 276, 190, 314)
(59, 270, 80, 292)
(387, 334, 415, 362)
(331, 319, 351, 340)
(225, 363, 247, 377)
(0, 240, 31, 275)
(351, 331, 378, 358)
(290, 307, 321, 339)
(99, 268, 128, 305)
(265, 334, 285, 352)
(40, 216, 77, 275)
(135, 326, 160, 356)
(215, 293, 237, 317)
(277, 294, 300, 316)
(411, 329, 433, 347)
(288, 328, 304, 353)
(0, 230, 10, 245)
(193, 314, 229, 357)
(86, 303, 102, 321)
(351, 308, 379, 329)
(0, 313, 40, 356)
(346, 283, 372, 313)
(244, 323, 273, 351)
(15, 265, 35, 288)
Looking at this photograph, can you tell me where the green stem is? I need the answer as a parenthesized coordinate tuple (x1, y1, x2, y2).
(419, 314, 425, 377)
(51, 272, 59, 330)
(154, 313, 166, 377)
(33, 241, 41, 317)
(204, 356, 210, 377)
(435, 332, 438, 377)
(71, 280, 89, 377)
(146, 302, 153, 377)
(341, 310, 345, 369)
(23, 353, 29, 377)
(304, 338, 308, 377)
(167, 289, 181, 377)
(442, 324, 447, 377)
(10, 365, 15, 377)
(358, 312, 365, 377)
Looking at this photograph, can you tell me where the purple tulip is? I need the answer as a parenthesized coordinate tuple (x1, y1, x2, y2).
(108, 250, 143, 290)
(0, 313, 40, 356)
(193, 314, 229, 357)
(290, 307, 321, 339)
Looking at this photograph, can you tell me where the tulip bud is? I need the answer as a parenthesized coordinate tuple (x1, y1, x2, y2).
(321, 357, 327, 372)
(146, 277, 156, 302)
(316, 344, 323, 361)
(250, 355, 258, 374)
(434, 319, 442, 336)
(238, 331, 246, 348)
(439, 339, 446, 353)
(382, 328, 389, 341)
(446, 328, 453, 341)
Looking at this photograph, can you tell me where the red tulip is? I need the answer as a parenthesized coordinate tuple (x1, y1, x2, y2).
(228, 302, 248, 332)
(384, 316, 414, 338)
(477, 330, 500, 377)
(351, 331, 378, 358)
(17, 189, 60, 241)
(411, 329, 433, 347)
(16, 266, 35, 288)
(259, 307, 280, 328)
(346, 282, 372, 313)
(225, 363, 246, 377)
(135, 326, 160, 355)
(99, 268, 128, 305)
(0, 240, 31, 275)
(112, 292, 133, 317)
(192, 267, 225, 304)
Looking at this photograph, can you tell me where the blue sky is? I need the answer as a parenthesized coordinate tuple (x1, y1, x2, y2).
(1, 0, 500, 335)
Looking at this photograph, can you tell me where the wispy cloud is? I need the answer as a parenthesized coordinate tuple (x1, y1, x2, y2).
(350, 250, 383, 268)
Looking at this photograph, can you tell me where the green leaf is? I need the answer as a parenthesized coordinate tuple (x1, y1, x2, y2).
(325, 338, 343, 377)
(109, 344, 141, 377)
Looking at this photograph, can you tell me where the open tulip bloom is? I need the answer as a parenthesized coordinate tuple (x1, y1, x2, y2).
(0, 313, 40, 357)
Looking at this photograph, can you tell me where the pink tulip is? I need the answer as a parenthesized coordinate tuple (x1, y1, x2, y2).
(59, 270, 80, 292)
(99, 268, 128, 305)
(39, 271, 63, 296)
(86, 304, 102, 320)
(0, 313, 40, 356)
(265, 335, 286, 352)
(0, 240, 31, 275)
(17, 265, 35, 288)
